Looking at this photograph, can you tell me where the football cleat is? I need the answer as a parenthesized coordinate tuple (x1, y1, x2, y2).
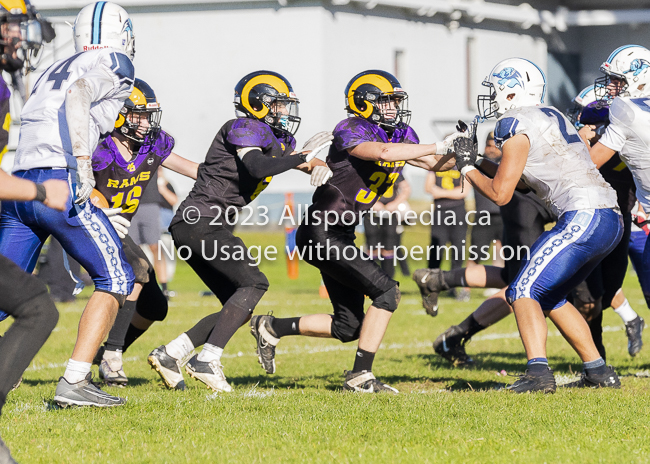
(147, 346, 188, 391)
(185, 355, 232, 393)
(343, 370, 398, 394)
(562, 365, 621, 389)
(506, 367, 556, 393)
(0, 435, 17, 464)
(625, 316, 645, 357)
(53, 373, 126, 408)
(412, 268, 449, 316)
(99, 359, 128, 387)
(250, 314, 279, 374)
(433, 325, 474, 367)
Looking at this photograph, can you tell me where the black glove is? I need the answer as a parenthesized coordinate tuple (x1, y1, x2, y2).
(454, 136, 478, 175)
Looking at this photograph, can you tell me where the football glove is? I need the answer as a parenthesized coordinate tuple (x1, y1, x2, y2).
(102, 207, 130, 239)
(300, 131, 334, 162)
(310, 165, 333, 187)
(454, 136, 478, 176)
(74, 158, 96, 205)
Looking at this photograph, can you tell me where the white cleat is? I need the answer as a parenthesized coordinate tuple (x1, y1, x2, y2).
(185, 355, 232, 393)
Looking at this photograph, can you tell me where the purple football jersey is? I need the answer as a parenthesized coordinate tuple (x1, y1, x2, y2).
(310, 117, 418, 225)
(92, 130, 175, 221)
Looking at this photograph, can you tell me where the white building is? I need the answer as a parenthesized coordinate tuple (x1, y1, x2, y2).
(5, 0, 650, 202)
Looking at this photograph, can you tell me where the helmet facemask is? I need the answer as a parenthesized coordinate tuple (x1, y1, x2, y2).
(263, 93, 300, 136)
(352, 89, 411, 130)
(119, 106, 162, 145)
(477, 80, 499, 120)
(374, 91, 411, 130)
(594, 65, 628, 104)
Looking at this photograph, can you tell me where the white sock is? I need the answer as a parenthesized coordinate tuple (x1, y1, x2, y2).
(197, 343, 224, 363)
(63, 359, 92, 384)
(165, 333, 194, 360)
(614, 299, 638, 324)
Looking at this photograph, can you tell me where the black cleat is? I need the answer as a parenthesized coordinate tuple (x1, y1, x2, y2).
(250, 314, 278, 374)
(625, 316, 644, 357)
(343, 370, 398, 394)
(562, 365, 621, 389)
(413, 268, 449, 316)
(148, 345, 187, 391)
(433, 325, 474, 367)
(507, 367, 556, 393)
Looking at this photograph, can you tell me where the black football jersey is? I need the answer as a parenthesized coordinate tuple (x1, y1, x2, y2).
(171, 118, 296, 227)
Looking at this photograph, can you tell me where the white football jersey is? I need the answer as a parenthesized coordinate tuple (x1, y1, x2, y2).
(494, 106, 618, 217)
(13, 48, 134, 172)
(600, 97, 650, 211)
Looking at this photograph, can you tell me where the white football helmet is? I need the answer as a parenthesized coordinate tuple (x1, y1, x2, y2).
(477, 58, 546, 119)
(566, 84, 597, 127)
(595, 45, 650, 100)
(73, 2, 135, 60)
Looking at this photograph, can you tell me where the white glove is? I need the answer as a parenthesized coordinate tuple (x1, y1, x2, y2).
(102, 207, 131, 239)
(310, 165, 333, 187)
(75, 158, 96, 205)
(435, 131, 465, 155)
(300, 131, 334, 163)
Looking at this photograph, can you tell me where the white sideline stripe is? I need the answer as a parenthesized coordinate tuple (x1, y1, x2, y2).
(25, 325, 629, 371)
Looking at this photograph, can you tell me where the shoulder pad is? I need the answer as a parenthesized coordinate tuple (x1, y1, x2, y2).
(610, 97, 636, 126)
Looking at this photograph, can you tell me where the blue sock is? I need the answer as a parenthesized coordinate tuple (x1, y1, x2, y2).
(583, 357, 607, 374)
(527, 357, 548, 373)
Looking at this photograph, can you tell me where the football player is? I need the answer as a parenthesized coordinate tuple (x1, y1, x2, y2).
(90, 78, 198, 386)
(0, 171, 68, 464)
(0, 2, 136, 407)
(147, 71, 333, 392)
(570, 101, 640, 360)
(455, 58, 622, 393)
(248, 70, 460, 393)
(590, 45, 650, 324)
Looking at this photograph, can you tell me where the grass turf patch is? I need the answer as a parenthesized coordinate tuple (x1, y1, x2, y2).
(2, 228, 650, 463)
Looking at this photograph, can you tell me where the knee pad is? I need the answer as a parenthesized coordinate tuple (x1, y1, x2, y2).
(136, 278, 168, 322)
(331, 316, 361, 343)
(371, 285, 401, 312)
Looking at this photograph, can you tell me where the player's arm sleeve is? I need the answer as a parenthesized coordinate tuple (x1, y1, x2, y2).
(237, 147, 302, 178)
(333, 118, 377, 151)
(403, 126, 420, 145)
(493, 116, 527, 149)
(66, 53, 134, 159)
(599, 98, 634, 152)
(599, 124, 627, 152)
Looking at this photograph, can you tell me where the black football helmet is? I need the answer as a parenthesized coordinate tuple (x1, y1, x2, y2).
(234, 70, 300, 136)
(115, 78, 162, 144)
(345, 70, 411, 129)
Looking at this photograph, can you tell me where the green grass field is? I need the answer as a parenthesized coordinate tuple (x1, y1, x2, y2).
(3, 227, 650, 463)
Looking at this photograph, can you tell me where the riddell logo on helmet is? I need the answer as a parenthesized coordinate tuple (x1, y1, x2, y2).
(83, 45, 110, 51)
